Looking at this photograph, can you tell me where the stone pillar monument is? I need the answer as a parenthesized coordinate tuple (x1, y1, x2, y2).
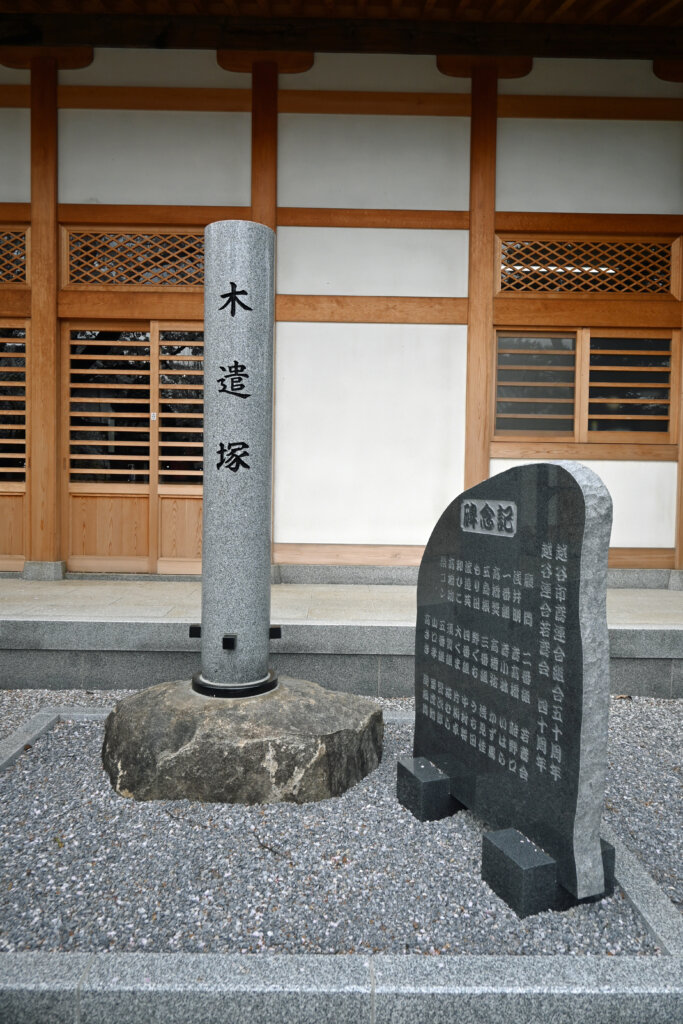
(101, 221, 383, 805)
(192, 220, 277, 698)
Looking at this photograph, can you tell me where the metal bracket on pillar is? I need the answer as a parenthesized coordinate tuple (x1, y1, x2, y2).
(269, 625, 282, 639)
(189, 624, 201, 638)
(222, 634, 237, 650)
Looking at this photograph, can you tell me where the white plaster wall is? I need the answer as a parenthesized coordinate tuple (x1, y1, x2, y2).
(490, 459, 677, 548)
(497, 119, 683, 214)
(58, 110, 251, 205)
(499, 58, 683, 97)
(277, 228, 468, 296)
(279, 114, 470, 210)
(291, 53, 469, 92)
(0, 110, 30, 202)
(274, 323, 467, 544)
(60, 48, 251, 87)
(0, 65, 28, 84)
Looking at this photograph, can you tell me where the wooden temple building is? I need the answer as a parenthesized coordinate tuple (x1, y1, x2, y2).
(0, 3, 682, 576)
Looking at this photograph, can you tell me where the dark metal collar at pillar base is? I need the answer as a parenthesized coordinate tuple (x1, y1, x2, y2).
(191, 670, 278, 699)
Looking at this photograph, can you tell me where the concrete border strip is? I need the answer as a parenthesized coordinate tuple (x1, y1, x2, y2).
(0, 709, 681, 1024)
(604, 824, 683, 956)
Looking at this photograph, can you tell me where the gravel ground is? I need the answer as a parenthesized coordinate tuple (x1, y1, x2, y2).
(0, 692, 675, 957)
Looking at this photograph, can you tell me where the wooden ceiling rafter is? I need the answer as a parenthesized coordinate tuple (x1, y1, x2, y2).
(1, 2, 683, 54)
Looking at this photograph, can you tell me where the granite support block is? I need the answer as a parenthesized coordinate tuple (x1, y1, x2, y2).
(481, 829, 559, 918)
(396, 755, 462, 821)
(609, 659, 673, 698)
(21, 561, 66, 581)
(372, 955, 683, 1024)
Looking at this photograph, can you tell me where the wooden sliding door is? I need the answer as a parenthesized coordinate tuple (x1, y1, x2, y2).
(63, 320, 204, 573)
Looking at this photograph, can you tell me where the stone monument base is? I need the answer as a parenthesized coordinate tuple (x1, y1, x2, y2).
(102, 676, 383, 803)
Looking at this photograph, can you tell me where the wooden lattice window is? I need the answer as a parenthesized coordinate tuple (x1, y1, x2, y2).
(67, 230, 204, 288)
(158, 330, 204, 485)
(494, 333, 576, 436)
(69, 329, 150, 483)
(588, 335, 673, 440)
(494, 329, 678, 445)
(0, 229, 27, 285)
(498, 238, 673, 294)
(0, 326, 26, 481)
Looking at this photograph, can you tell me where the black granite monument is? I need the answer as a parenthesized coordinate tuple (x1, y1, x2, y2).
(398, 461, 615, 917)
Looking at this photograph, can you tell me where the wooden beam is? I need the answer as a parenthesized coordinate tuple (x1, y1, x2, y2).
(498, 94, 683, 120)
(58, 204, 250, 226)
(608, 547, 675, 568)
(218, 50, 314, 74)
(496, 212, 683, 234)
(250, 60, 278, 231)
(437, 55, 533, 79)
(56, 291, 467, 324)
(58, 290, 204, 320)
(2, 16, 681, 58)
(58, 85, 251, 112)
(273, 543, 424, 565)
(279, 89, 471, 116)
(464, 63, 498, 489)
(275, 295, 468, 324)
(490, 441, 677, 461)
(27, 54, 60, 563)
(493, 296, 682, 329)
(653, 58, 683, 81)
(0, 291, 30, 317)
(0, 46, 92, 70)
(1, 83, 680, 122)
(277, 208, 469, 229)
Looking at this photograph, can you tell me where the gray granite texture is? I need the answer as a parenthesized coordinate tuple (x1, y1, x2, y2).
(200, 220, 275, 690)
(569, 461, 612, 900)
(21, 561, 66, 581)
(2, 953, 682, 1024)
(101, 676, 383, 803)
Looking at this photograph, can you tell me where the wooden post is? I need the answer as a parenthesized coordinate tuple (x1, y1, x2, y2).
(436, 57, 531, 491)
(464, 63, 498, 490)
(0, 47, 92, 577)
(27, 54, 61, 573)
(250, 61, 279, 231)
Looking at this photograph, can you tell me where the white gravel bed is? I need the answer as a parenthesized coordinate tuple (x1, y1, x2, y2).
(0, 707, 667, 957)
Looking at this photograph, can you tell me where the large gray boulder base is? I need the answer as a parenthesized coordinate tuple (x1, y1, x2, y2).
(101, 677, 383, 804)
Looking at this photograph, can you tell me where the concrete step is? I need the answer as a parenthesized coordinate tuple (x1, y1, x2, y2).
(0, 581, 681, 698)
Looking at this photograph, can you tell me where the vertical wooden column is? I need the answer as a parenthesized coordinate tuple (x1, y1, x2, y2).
(437, 56, 531, 491)
(0, 47, 92, 576)
(464, 63, 498, 489)
(250, 60, 279, 230)
(28, 54, 61, 568)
